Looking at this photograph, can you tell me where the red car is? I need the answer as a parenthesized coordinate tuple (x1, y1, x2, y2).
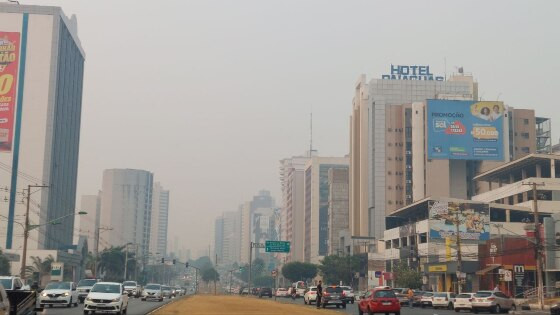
(358, 288, 401, 315)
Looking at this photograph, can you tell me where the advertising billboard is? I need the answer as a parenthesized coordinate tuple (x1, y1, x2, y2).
(427, 100, 505, 160)
(0, 32, 21, 152)
(429, 200, 490, 241)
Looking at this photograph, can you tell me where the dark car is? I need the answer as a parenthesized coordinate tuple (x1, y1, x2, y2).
(551, 302, 560, 315)
(321, 285, 346, 309)
(259, 287, 273, 298)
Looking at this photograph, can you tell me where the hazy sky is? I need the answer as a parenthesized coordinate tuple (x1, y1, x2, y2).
(18, 0, 560, 255)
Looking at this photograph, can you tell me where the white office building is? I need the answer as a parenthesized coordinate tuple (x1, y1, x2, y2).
(149, 182, 169, 257)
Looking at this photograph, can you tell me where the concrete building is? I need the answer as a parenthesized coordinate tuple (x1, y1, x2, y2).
(279, 156, 309, 262)
(304, 156, 349, 263)
(149, 182, 169, 257)
(350, 69, 478, 241)
(327, 168, 349, 256)
(214, 216, 224, 265)
(221, 210, 241, 265)
(239, 202, 251, 264)
(0, 4, 85, 250)
(79, 194, 101, 254)
(99, 169, 153, 259)
(349, 66, 551, 243)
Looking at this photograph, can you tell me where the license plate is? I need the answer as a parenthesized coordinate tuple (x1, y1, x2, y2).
(382, 302, 391, 305)
(478, 299, 483, 302)
(330, 300, 340, 303)
(97, 304, 106, 306)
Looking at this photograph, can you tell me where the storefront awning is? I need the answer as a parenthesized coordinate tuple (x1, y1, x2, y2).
(476, 264, 501, 276)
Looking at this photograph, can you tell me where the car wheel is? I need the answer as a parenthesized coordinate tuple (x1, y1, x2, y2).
(455, 309, 460, 312)
(493, 305, 501, 314)
(473, 308, 479, 313)
(359, 307, 364, 315)
(83, 311, 89, 315)
(421, 304, 425, 308)
(141, 298, 146, 301)
(368, 307, 374, 315)
(511, 304, 516, 311)
(342, 303, 346, 309)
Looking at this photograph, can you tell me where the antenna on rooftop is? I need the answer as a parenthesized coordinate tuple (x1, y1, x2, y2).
(309, 109, 313, 157)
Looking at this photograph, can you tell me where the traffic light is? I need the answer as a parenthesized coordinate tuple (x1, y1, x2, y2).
(185, 262, 189, 268)
(161, 258, 164, 264)
(173, 259, 176, 265)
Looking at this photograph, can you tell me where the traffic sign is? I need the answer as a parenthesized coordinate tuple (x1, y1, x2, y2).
(265, 241, 290, 253)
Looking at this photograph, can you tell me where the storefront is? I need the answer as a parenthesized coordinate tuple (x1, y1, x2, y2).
(423, 261, 479, 293)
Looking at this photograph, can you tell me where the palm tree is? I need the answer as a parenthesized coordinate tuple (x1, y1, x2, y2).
(25, 255, 54, 286)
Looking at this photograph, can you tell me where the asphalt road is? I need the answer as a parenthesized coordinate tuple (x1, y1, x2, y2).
(38, 295, 187, 315)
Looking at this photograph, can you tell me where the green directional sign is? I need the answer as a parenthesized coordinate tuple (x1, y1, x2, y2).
(265, 241, 290, 253)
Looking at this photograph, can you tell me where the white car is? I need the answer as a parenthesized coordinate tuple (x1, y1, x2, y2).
(420, 292, 434, 308)
(275, 288, 288, 297)
(141, 283, 164, 302)
(454, 293, 475, 312)
(77, 279, 99, 303)
(39, 281, 79, 308)
(122, 281, 140, 297)
(84, 282, 129, 314)
(340, 286, 355, 304)
(471, 291, 515, 313)
(0, 276, 29, 290)
(432, 292, 456, 310)
(303, 286, 318, 305)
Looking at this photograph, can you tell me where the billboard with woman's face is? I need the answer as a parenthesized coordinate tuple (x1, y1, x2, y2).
(427, 100, 505, 160)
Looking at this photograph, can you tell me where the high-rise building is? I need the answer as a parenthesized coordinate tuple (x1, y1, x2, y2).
(99, 169, 153, 259)
(239, 202, 251, 264)
(0, 4, 85, 250)
(327, 168, 349, 256)
(214, 216, 224, 264)
(279, 156, 309, 262)
(149, 182, 169, 257)
(79, 193, 101, 254)
(222, 211, 241, 264)
(304, 156, 349, 263)
(350, 68, 478, 241)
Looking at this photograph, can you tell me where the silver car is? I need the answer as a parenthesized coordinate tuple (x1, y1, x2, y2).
(472, 291, 515, 313)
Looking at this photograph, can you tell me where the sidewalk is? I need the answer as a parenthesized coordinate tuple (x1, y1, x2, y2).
(153, 294, 331, 314)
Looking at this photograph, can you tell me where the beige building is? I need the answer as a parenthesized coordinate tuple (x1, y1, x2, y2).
(79, 194, 101, 254)
(149, 182, 169, 257)
(279, 156, 309, 262)
(303, 156, 349, 263)
(239, 201, 251, 264)
(327, 168, 349, 256)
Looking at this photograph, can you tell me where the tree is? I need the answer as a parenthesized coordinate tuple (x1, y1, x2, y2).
(253, 275, 274, 287)
(281, 262, 318, 283)
(25, 255, 55, 286)
(0, 251, 11, 276)
(319, 254, 366, 286)
(201, 267, 220, 283)
(393, 261, 422, 289)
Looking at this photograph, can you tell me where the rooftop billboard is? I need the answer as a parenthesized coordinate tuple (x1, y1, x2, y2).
(427, 100, 505, 160)
(428, 200, 490, 241)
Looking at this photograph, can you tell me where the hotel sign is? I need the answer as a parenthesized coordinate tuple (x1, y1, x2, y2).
(382, 64, 444, 81)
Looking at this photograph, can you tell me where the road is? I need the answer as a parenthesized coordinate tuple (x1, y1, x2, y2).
(276, 297, 544, 315)
(38, 295, 187, 315)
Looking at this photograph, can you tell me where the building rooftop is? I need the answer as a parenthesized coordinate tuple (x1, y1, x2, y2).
(473, 154, 560, 182)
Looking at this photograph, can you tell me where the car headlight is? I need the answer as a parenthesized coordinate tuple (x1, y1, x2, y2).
(63, 292, 70, 296)
(41, 292, 48, 297)
(86, 297, 93, 302)
(111, 297, 121, 302)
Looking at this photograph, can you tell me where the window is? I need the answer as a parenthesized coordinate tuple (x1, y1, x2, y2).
(524, 119, 529, 125)
(385, 240, 391, 249)
(388, 128, 393, 132)
(409, 235, 416, 245)
(419, 233, 427, 244)
(388, 171, 392, 175)
(521, 132, 530, 139)
(490, 208, 506, 222)
(401, 237, 408, 247)
(392, 238, 400, 248)
(521, 147, 530, 153)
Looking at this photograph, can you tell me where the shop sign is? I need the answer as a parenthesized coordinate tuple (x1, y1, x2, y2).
(428, 265, 447, 272)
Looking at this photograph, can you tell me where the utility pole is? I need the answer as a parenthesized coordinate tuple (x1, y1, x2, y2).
(94, 226, 113, 277)
(248, 242, 253, 295)
(20, 184, 48, 279)
(523, 182, 545, 310)
(124, 244, 129, 281)
(455, 208, 463, 294)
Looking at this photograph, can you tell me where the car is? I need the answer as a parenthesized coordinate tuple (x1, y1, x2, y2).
(358, 287, 400, 315)
(38, 281, 79, 308)
(0, 276, 29, 291)
(340, 286, 355, 304)
(240, 288, 249, 295)
(413, 290, 425, 306)
(174, 286, 183, 296)
(551, 302, 560, 315)
(122, 281, 141, 298)
(432, 292, 456, 310)
(77, 279, 99, 303)
(420, 292, 434, 308)
(321, 285, 346, 309)
(303, 286, 318, 305)
(275, 288, 288, 297)
(471, 291, 515, 313)
(84, 282, 129, 314)
(454, 293, 475, 312)
(141, 283, 164, 302)
(161, 286, 172, 298)
(392, 288, 409, 305)
(251, 287, 260, 296)
(259, 287, 272, 298)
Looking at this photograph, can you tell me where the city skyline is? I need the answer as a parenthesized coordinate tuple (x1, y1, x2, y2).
(2, 0, 559, 255)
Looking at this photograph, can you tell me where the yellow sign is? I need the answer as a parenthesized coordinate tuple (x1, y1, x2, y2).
(429, 265, 448, 272)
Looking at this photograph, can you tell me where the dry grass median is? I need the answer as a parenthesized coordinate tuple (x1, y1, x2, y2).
(154, 295, 330, 314)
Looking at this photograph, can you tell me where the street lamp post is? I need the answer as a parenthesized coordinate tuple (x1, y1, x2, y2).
(20, 185, 47, 279)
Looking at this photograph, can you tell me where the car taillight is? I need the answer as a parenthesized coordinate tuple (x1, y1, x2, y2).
(324, 292, 330, 297)
(445, 297, 448, 301)
(469, 298, 473, 302)
(488, 297, 495, 301)
(341, 292, 346, 297)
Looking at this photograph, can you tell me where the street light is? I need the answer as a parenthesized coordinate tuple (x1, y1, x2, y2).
(20, 210, 87, 279)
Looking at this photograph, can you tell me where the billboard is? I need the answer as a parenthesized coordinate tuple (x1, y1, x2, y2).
(427, 100, 505, 160)
(0, 32, 21, 152)
(429, 200, 490, 240)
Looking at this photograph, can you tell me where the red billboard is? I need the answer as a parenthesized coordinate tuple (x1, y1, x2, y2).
(0, 32, 20, 152)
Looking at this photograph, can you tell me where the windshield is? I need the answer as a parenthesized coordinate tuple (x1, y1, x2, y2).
(162, 286, 170, 290)
(423, 292, 434, 297)
(0, 279, 12, 289)
(434, 293, 448, 297)
(77, 279, 97, 287)
(91, 284, 121, 294)
(340, 286, 351, 290)
(475, 292, 493, 298)
(45, 282, 71, 290)
(457, 294, 472, 298)
(375, 290, 396, 298)
(123, 282, 137, 286)
(145, 285, 161, 290)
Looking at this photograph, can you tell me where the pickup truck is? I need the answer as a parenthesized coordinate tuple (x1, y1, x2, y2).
(0, 277, 43, 315)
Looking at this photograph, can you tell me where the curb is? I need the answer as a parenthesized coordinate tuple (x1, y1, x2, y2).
(146, 295, 192, 315)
